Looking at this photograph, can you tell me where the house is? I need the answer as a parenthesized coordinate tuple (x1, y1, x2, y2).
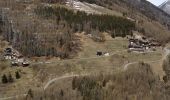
(104, 52, 110, 56)
(11, 61, 19, 67)
(138, 39, 149, 46)
(11, 55, 17, 60)
(4, 54, 12, 60)
(149, 42, 161, 47)
(4, 48, 12, 54)
(22, 61, 30, 67)
(97, 51, 103, 56)
(129, 39, 138, 43)
(17, 57, 24, 63)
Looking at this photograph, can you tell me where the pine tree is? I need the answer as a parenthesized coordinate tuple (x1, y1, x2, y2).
(2, 74, 8, 84)
(8, 73, 14, 83)
(27, 89, 33, 98)
(60, 89, 64, 97)
(15, 71, 21, 79)
(72, 77, 77, 90)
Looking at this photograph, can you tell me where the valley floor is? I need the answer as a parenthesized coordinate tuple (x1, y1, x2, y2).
(0, 33, 165, 99)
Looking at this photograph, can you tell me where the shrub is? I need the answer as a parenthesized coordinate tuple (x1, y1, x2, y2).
(15, 71, 21, 79)
(1, 74, 8, 84)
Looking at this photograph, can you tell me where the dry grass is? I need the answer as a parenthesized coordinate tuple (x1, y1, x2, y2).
(0, 33, 164, 98)
(76, 33, 128, 58)
(21, 62, 169, 100)
(0, 60, 36, 97)
(0, 0, 168, 98)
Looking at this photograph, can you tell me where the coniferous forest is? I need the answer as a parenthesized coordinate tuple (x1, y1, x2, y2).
(35, 6, 135, 37)
(0, 5, 135, 58)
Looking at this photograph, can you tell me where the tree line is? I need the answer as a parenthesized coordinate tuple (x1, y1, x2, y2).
(35, 6, 135, 38)
(0, 5, 135, 58)
(1, 71, 21, 84)
(0, 10, 82, 58)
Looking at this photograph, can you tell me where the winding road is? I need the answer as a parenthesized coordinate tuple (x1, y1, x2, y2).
(0, 50, 125, 100)
(1, 48, 170, 100)
(123, 47, 170, 70)
(44, 47, 170, 91)
(44, 74, 85, 90)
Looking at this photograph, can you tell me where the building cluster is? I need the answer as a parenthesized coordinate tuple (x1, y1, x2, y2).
(3, 48, 30, 67)
(128, 35, 160, 52)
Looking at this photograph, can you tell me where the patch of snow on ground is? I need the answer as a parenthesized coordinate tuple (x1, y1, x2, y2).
(66, 0, 102, 14)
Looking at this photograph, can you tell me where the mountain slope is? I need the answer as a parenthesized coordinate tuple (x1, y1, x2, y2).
(159, 0, 170, 15)
(66, 0, 122, 16)
(0, 0, 170, 58)
(79, 0, 170, 29)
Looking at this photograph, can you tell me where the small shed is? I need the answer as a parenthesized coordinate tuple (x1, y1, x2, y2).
(96, 51, 103, 56)
(4, 48, 12, 54)
(22, 62, 30, 67)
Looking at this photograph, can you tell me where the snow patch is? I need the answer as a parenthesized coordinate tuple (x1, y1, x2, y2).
(66, 0, 102, 14)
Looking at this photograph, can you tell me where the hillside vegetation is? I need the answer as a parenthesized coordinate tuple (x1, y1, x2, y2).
(79, 0, 170, 43)
(0, 0, 170, 58)
(35, 6, 135, 37)
(0, 1, 135, 58)
(79, 0, 170, 28)
(19, 63, 170, 100)
(1, 0, 170, 99)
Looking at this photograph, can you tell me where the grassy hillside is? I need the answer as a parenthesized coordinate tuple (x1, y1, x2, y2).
(79, 0, 170, 43)
(18, 62, 169, 100)
(0, 0, 170, 99)
(0, 1, 135, 58)
(0, 0, 170, 58)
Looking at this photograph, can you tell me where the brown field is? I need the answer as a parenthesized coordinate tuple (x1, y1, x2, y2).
(0, 0, 170, 99)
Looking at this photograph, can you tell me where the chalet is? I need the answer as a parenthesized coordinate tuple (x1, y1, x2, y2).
(128, 34, 162, 53)
(97, 51, 103, 56)
(11, 55, 17, 60)
(149, 42, 161, 47)
(4, 48, 12, 54)
(11, 61, 19, 67)
(22, 62, 30, 67)
(129, 39, 138, 43)
(3, 47, 31, 67)
(17, 57, 24, 63)
(128, 43, 143, 48)
(4, 54, 12, 60)
(128, 36, 150, 52)
(138, 40, 149, 46)
(104, 52, 110, 56)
